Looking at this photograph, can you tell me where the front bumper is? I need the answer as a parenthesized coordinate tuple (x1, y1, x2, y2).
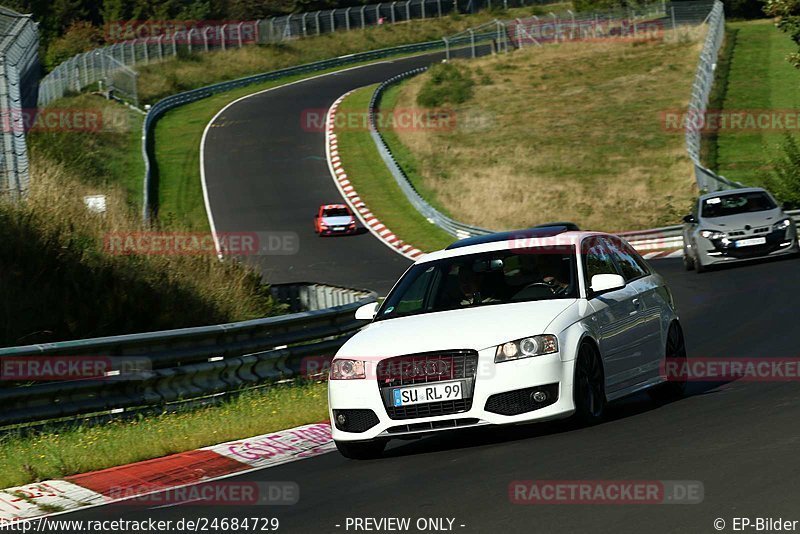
(696, 228, 798, 266)
(319, 226, 357, 236)
(328, 349, 577, 442)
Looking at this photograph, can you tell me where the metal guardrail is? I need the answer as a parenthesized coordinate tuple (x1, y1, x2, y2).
(0, 284, 374, 429)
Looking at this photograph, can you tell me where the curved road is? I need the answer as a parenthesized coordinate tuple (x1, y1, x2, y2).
(66, 52, 800, 533)
(202, 53, 454, 293)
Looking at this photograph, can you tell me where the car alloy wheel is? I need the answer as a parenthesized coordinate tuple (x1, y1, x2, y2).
(573, 343, 606, 425)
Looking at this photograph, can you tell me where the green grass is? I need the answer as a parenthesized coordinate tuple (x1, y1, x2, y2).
(0, 382, 329, 489)
(336, 86, 454, 252)
(711, 20, 800, 186)
(27, 95, 145, 209)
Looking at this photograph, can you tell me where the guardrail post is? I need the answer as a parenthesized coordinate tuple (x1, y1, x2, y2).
(469, 28, 475, 58)
(443, 36, 450, 60)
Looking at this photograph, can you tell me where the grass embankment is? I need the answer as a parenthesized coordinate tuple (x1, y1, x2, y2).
(706, 20, 800, 186)
(384, 34, 707, 232)
(0, 382, 328, 489)
(136, 4, 571, 105)
(335, 87, 454, 252)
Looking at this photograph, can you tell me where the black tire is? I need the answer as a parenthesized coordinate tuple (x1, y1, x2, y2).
(649, 322, 688, 403)
(683, 249, 695, 271)
(573, 342, 606, 425)
(335, 439, 386, 460)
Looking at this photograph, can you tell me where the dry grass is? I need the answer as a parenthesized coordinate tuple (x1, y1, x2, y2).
(389, 31, 705, 232)
(0, 156, 280, 346)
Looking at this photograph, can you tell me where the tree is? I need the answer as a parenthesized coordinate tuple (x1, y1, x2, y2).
(43, 21, 102, 71)
(764, 133, 800, 207)
(764, 0, 800, 67)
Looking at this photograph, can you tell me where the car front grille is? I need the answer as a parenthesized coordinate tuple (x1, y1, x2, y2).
(376, 350, 479, 420)
(386, 418, 481, 434)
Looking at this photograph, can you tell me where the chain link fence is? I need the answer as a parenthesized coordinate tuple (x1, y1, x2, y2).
(685, 0, 742, 192)
(0, 6, 39, 200)
(38, 0, 547, 109)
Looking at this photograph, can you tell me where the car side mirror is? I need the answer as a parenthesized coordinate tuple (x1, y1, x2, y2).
(590, 274, 626, 295)
(355, 302, 378, 320)
(682, 214, 697, 224)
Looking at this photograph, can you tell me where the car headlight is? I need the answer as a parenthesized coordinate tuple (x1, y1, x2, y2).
(330, 359, 366, 380)
(773, 218, 791, 231)
(700, 229, 726, 240)
(495, 335, 558, 363)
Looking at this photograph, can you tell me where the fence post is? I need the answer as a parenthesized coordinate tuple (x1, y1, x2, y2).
(406, 1, 411, 20)
(237, 22, 244, 47)
(316, 12, 321, 35)
(437, 0, 442, 17)
(422, 0, 426, 19)
(203, 27, 210, 52)
(671, 6, 677, 38)
(549, 12, 558, 42)
(330, 10, 335, 31)
(172, 32, 177, 55)
(221, 24, 228, 51)
(568, 9, 576, 40)
(345, 7, 352, 30)
(391, 1, 397, 23)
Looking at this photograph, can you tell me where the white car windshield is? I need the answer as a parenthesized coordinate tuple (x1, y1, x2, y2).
(701, 191, 776, 218)
(375, 247, 578, 321)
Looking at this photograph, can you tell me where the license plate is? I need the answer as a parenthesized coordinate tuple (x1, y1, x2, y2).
(393, 381, 464, 407)
(333, 226, 345, 231)
(735, 237, 766, 247)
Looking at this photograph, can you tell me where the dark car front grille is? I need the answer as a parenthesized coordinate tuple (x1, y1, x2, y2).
(485, 384, 559, 416)
(376, 350, 479, 420)
(333, 409, 380, 433)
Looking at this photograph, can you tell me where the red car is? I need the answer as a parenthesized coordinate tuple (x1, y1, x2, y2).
(314, 204, 357, 236)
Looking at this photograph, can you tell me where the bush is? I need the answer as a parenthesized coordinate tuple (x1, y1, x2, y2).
(43, 22, 103, 71)
(764, 133, 800, 208)
(416, 62, 475, 108)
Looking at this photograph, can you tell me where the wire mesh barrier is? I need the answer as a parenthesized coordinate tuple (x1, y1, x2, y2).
(38, 0, 546, 109)
(0, 7, 39, 200)
(0, 284, 374, 429)
(685, 0, 742, 192)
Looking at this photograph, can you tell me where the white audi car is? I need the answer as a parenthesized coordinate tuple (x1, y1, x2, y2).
(328, 227, 687, 459)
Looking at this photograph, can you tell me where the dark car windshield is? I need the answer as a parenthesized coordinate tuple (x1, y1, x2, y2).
(375, 247, 578, 321)
(323, 207, 350, 217)
(701, 191, 776, 218)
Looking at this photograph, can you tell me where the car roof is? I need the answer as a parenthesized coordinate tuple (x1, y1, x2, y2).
(419, 230, 608, 264)
(699, 187, 767, 201)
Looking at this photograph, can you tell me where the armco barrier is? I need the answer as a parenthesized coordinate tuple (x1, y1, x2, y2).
(0, 285, 375, 429)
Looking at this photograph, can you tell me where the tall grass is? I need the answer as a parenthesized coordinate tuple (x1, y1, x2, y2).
(0, 156, 281, 347)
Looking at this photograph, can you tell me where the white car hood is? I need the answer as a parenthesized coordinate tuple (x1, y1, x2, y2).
(338, 299, 579, 358)
(321, 216, 353, 226)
